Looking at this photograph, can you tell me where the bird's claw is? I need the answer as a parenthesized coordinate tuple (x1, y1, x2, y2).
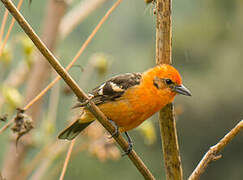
(108, 128, 119, 139)
(122, 142, 133, 156)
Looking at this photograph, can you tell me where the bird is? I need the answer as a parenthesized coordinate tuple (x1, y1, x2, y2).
(58, 64, 191, 154)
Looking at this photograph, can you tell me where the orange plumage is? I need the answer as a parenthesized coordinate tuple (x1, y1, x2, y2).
(58, 64, 191, 141)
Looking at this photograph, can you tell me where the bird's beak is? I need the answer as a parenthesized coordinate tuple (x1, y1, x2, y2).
(173, 84, 192, 96)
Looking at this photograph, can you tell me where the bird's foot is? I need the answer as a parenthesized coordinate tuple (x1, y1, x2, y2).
(122, 142, 133, 156)
(122, 132, 133, 156)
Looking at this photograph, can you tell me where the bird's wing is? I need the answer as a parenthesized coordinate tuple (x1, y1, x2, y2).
(74, 73, 142, 107)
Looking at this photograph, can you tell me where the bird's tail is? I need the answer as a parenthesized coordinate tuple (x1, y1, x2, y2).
(58, 120, 94, 140)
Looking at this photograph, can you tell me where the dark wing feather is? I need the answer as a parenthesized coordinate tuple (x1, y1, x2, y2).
(75, 73, 142, 107)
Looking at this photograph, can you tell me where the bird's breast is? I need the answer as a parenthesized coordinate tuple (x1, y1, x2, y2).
(98, 83, 173, 131)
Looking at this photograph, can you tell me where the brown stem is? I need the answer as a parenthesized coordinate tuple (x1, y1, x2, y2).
(188, 120, 243, 180)
(0, 0, 155, 179)
(156, 0, 183, 180)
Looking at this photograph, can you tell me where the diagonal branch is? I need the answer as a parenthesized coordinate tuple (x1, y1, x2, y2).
(0, 0, 155, 179)
(188, 120, 243, 180)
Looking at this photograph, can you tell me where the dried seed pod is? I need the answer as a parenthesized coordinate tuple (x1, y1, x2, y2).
(11, 108, 33, 146)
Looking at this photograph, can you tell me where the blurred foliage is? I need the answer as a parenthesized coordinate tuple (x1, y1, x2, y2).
(1, 85, 23, 109)
(18, 34, 35, 67)
(0, 45, 12, 65)
(91, 53, 111, 75)
(137, 120, 156, 145)
(0, 0, 243, 180)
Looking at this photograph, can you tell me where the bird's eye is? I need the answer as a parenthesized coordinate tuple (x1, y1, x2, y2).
(165, 79, 173, 85)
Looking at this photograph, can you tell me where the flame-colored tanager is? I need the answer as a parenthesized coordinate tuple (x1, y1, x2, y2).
(58, 64, 191, 153)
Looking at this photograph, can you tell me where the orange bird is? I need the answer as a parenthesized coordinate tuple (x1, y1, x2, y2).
(58, 64, 191, 153)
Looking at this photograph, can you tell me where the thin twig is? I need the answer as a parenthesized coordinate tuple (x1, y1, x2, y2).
(24, 77, 59, 110)
(59, 140, 76, 180)
(28, 142, 67, 180)
(40, 142, 88, 180)
(0, 0, 23, 55)
(0, 119, 13, 134)
(0, 0, 155, 179)
(188, 120, 243, 180)
(59, 0, 108, 39)
(156, 0, 183, 180)
(0, 9, 9, 44)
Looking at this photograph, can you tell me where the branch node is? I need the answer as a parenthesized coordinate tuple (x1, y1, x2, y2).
(212, 154, 222, 161)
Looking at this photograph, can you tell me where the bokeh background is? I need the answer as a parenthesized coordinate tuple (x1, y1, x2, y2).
(0, 0, 242, 179)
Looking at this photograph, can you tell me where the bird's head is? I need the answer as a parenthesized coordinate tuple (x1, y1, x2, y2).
(151, 64, 191, 97)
